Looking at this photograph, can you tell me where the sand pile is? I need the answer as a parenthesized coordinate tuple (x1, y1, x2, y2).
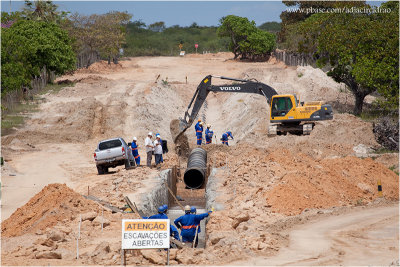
(207, 144, 398, 216)
(264, 151, 398, 215)
(56, 75, 111, 85)
(24, 97, 102, 143)
(189, 144, 399, 264)
(11, 93, 130, 145)
(127, 83, 185, 146)
(2, 183, 99, 237)
(261, 113, 380, 159)
(74, 60, 123, 74)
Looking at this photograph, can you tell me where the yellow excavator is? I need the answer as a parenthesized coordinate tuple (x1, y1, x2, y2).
(172, 75, 333, 141)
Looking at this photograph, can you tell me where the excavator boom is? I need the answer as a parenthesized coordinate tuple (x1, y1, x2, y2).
(175, 75, 278, 140)
(172, 75, 333, 143)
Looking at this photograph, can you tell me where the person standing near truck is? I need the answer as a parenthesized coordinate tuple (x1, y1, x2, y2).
(131, 137, 140, 166)
(156, 133, 164, 163)
(145, 132, 154, 167)
(154, 135, 163, 166)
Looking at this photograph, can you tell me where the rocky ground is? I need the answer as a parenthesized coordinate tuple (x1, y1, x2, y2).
(1, 53, 398, 265)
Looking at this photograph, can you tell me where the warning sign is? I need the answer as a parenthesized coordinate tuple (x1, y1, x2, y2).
(121, 219, 170, 249)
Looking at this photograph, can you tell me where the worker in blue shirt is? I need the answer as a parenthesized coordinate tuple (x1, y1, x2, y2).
(145, 205, 180, 241)
(131, 137, 140, 166)
(174, 205, 211, 246)
(190, 206, 205, 246)
(221, 131, 233, 146)
(194, 119, 203, 145)
(205, 124, 214, 144)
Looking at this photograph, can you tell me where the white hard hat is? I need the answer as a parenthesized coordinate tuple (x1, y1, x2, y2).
(199, 122, 203, 125)
(133, 137, 137, 141)
(157, 135, 161, 138)
(207, 124, 211, 128)
(184, 205, 191, 212)
(148, 132, 153, 136)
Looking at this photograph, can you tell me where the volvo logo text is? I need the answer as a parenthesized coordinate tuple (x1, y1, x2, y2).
(219, 86, 241, 91)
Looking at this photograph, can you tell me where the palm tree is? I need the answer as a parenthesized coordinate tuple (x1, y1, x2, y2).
(22, 0, 64, 23)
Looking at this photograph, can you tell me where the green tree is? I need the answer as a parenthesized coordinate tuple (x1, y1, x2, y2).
(288, 1, 399, 114)
(96, 11, 132, 63)
(63, 11, 131, 64)
(148, 21, 165, 32)
(278, 1, 366, 46)
(1, 20, 76, 95)
(258, 21, 281, 33)
(218, 15, 276, 61)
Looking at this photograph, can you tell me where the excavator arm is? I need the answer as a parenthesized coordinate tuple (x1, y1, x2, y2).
(176, 75, 278, 138)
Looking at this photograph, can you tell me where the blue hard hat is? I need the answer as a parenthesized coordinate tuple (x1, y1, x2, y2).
(162, 204, 168, 211)
(190, 206, 196, 213)
(157, 206, 164, 213)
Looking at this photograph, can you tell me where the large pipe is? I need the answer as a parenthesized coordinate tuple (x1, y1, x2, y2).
(184, 148, 207, 189)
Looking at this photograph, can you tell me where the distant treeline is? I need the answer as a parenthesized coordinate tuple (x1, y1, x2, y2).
(123, 21, 280, 57)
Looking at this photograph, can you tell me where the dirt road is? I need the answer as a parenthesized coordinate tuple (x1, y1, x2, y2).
(1, 143, 91, 220)
(233, 203, 399, 266)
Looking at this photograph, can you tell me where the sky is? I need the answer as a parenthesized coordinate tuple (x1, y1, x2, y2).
(1, 0, 385, 27)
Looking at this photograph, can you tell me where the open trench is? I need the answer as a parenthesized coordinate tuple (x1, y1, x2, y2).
(135, 156, 215, 249)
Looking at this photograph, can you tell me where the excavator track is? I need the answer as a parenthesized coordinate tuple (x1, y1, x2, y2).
(268, 123, 315, 136)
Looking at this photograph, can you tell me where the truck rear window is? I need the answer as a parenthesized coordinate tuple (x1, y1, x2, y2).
(99, 139, 122, 150)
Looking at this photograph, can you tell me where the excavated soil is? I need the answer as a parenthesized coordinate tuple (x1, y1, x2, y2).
(170, 119, 190, 158)
(1, 53, 398, 266)
(2, 184, 100, 237)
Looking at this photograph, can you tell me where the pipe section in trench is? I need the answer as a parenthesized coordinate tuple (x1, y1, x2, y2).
(184, 148, 207, 189)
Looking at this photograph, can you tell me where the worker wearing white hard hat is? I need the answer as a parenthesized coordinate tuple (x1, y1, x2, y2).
(145, 132, 154, 167)
(195, 120, 204, 145)
(205, 124, 214, 144)
(155, 133, 164, 163)
(154, 135, 163, 166)
(174, 204, 213, 246)
(131, 137, 140, 166)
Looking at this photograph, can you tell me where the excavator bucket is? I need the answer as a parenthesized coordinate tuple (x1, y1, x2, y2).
(170, 118, 191, 157)
(179, 119, 189, 133)
(170, 119, 189, 143)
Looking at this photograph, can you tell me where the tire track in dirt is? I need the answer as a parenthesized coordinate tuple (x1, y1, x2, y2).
(233, 204, 399, 266)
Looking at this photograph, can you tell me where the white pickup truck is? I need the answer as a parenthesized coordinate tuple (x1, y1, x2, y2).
(94, 137, 134, 174)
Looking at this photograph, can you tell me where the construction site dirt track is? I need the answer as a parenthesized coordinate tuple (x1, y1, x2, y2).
(1, 53, 398, 266)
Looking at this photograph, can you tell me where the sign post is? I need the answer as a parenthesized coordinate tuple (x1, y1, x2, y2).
(195, 43, 198, 53)
(121, 219, 170, 265)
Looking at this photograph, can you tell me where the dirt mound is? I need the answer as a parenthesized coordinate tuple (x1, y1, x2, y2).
(12, 94, 130, 145)
(2, 183, 99, 237)
(57, 75, 111, 85)
(207, 145, 398, 216)
(265, 151, 399, 215)
(310, 113, 378, 147)
(13, 97, 103, 144)
(75, 61, 123, 74)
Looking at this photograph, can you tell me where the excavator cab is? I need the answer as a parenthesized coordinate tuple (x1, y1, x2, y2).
(271, 96, 294, 118)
